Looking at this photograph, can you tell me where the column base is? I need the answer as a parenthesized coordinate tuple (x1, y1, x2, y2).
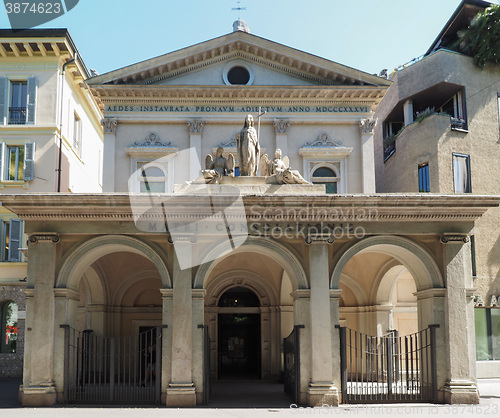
(20, 384, 57, 407)
(307, 382, 339, 407)
(166, 383, 197, 407)
(443, 380, 480, 404)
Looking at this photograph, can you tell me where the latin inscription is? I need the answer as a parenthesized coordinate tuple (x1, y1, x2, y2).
(105, 105, 369, 113)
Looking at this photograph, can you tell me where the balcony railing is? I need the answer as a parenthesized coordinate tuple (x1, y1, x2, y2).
(8, 107, 27, 125)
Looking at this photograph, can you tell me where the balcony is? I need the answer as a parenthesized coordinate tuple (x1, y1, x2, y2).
(8, 107, 27, 125)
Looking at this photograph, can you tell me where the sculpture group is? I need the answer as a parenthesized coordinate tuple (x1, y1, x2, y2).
(203, 114, 310, 185)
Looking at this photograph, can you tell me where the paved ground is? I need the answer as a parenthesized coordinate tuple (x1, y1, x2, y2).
(0, 378, 498, 417)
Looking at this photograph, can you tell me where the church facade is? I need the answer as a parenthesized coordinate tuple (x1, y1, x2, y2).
(0, 20, 498, 408)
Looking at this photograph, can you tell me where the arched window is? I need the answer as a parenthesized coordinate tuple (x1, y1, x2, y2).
(1, 301, 18, 353)
(137, 162, 167, 193)
(218, 287, 260, 307)
(312, 166, 339, 194)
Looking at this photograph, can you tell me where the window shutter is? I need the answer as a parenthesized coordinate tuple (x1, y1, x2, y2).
(8, 219, 22, 262)
(0, 77, 8, 125)
(26, 77, 37, 125)
(23, 142, 35, 181)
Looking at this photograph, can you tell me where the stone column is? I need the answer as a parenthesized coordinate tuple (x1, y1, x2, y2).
(440, 234, 479, 404)
(21, 233, 60, 407)
(187, 119, 204, 180)
(192, 289, 205, 405)
(274, 119, 290, 157)
(359, 118, 377, 193)
(166, 242, 196, 407)
(101, 118, 118, 192)
(307, 242, 338, 406)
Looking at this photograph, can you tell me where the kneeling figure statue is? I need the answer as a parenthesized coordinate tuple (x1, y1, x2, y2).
(261, 149, 310, 184)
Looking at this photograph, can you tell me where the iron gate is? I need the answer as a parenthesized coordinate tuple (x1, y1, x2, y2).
(283, 325, 303, 404)
(338, 325, 438, 403)
(62, 325, 162, 405)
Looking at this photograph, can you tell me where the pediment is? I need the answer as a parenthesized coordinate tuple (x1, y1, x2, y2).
(88, 31, 390, 88)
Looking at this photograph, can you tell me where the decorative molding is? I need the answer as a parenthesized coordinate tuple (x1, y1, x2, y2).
(218, 136, 237, 148)
(303, 133, 343, 148)
(274, 119, 290, 134)
(187, 118, 205, 134)
(101, 118, 118, 134)
(440, 234, 470, 244)
(305, 235, 335, 245)
(132, 132, 173, 148)
(360, 118, 377, 134)
(29, 233, 60, 244)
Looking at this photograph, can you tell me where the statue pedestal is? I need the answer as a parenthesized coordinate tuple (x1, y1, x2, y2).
(176, 176, 325, 195)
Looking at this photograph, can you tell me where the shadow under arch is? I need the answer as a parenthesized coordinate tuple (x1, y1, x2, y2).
(194, 236, 308, 290)
(330, 236, 444, 292)
(57, 235, 172, 290)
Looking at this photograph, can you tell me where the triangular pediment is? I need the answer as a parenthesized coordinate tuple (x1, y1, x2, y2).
(88, 31, 390, 88)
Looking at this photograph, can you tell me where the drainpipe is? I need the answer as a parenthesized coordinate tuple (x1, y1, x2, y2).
(57, 53, 77, 192)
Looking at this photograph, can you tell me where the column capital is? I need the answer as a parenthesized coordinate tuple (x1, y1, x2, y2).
(414, 288, 446, 300)
(28, 233, 60, 244)
(187, 118, 204, 134)
(274, 118, 291, 134)
(360, 117, 377, 134)
(54, 288, 80, 300)
(291, 289, 311, 300)
(101, 118, 118, 134)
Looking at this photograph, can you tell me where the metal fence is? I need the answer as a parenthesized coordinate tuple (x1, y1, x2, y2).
(338, 325, 438, 403)
(61, 326, 162, 405)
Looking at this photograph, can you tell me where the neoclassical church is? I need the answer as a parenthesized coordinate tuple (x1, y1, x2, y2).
(0, 19, 498, 407)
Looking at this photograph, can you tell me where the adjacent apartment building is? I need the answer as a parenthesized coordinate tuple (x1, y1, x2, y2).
(374, 0, 500, 378)
(0, 29, 103, 377)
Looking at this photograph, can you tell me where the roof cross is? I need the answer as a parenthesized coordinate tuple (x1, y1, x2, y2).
(232, 1, 246, 19)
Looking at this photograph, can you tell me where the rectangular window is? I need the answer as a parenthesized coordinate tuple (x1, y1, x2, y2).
(9, 81, 27, 125)
(73, 112, 82, 156)
(0, 142, 35, 182)
(453, 153, 471, 193)
(418, 163, 430, 192)
(475, 307, 500, 361)
(1, 219, 23, 262)
(137, 162, 166, 193)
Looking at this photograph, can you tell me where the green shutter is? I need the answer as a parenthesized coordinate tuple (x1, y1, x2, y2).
(23, 142, 35, 181)
(0, 77, 8, 125)
(26, 77, 37, 125)
(8, 219, 22, 262)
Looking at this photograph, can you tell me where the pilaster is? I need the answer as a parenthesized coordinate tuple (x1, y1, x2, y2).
(274, 119, 290, 157)
(160, 289, 173, 405)
(359, 118, 376, 193)
(20, 233, 60, 407)
(101, 118, 118, 192)
(192, 289, 205, 405)
(187, 119, 204, 180)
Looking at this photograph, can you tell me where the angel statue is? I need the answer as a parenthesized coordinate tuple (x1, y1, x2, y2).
(261, 148, 311, 185)
(203, 146, 235, 184)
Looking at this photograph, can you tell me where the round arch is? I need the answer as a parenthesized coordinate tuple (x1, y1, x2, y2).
(331, 236, 444, 292)
(194, 237, 308, 290)
(57, 235, 172, 290)
(205, 270, 279, 308)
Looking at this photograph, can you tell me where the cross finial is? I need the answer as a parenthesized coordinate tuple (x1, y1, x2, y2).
(232, 1, 246, 19)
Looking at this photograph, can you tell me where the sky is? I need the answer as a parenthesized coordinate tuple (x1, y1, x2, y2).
(1, 0, 499, 77)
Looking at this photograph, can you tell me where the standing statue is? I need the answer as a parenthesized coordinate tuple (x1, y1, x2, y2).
(236, 115, 260, 176)
(261, 149, 311, 185)
(203, 146, 235, 184)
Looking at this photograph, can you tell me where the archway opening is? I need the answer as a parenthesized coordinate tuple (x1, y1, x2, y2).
(217, 286, 261, 379)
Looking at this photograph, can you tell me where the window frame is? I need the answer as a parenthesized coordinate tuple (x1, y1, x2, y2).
(418, 162, 430, 192)
(475, 307, 500, 361)
(1, 301, 18, 354)
(73, 111, 82, 157)
(452, 153, 472, 193)
(0, 77, 37, 126)
(1, 218, 24, 263)
(311, 164, 339, 194)
(0, 142, 35, 184)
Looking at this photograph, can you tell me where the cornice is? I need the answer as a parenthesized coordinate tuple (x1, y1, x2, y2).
(0, 193, 498, 223)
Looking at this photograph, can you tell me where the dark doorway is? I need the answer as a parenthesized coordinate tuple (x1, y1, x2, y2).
(218, 313, 261, 379)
